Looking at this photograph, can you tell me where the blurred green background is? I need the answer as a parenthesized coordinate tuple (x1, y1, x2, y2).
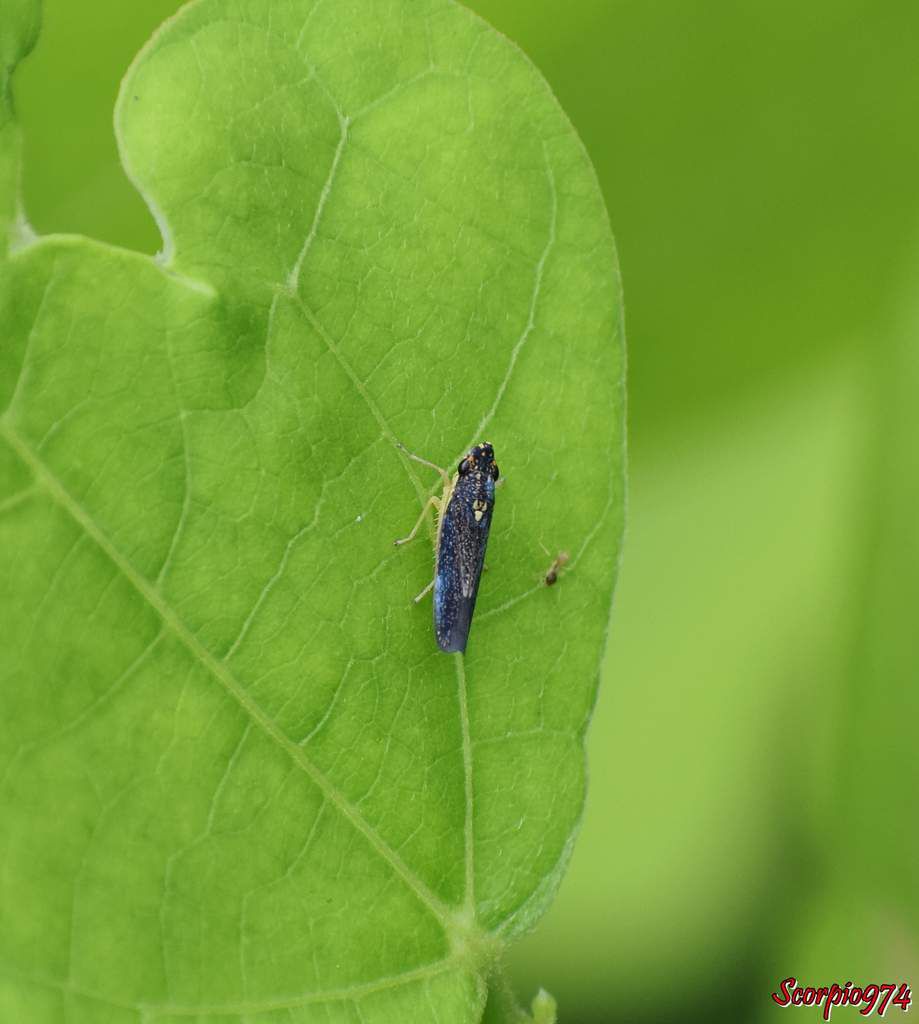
(14, 1, 919, 1020)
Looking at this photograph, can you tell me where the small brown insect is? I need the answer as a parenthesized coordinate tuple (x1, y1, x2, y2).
(543, 549, 570, 586)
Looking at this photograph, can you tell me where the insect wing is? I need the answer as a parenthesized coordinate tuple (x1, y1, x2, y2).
(433, 474, 494, 652)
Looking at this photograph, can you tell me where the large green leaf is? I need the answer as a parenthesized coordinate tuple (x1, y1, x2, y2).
(0, 1, 624, 1021)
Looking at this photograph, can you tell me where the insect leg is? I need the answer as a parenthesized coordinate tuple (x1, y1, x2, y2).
(412, 578, 435, 603)
(393, 494, 442, 547)
(395, 442, 451, 488)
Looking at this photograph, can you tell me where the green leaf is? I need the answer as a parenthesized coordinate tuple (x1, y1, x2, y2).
(0, 0, 624, 1020)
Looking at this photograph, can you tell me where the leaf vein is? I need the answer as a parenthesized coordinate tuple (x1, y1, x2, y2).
(0, 957, 461, 1018)
(287, 111, 350, 291)
(464, 143, 558, 450)
(0, 423, 454, 934)
(453, 653, 476, 915)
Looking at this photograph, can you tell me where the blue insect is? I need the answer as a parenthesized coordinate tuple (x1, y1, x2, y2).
(394, 441, 499, 653)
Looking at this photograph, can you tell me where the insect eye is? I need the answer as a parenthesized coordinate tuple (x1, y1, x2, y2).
(457, 458, 470, 475)
(492, 463, 500, 481)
